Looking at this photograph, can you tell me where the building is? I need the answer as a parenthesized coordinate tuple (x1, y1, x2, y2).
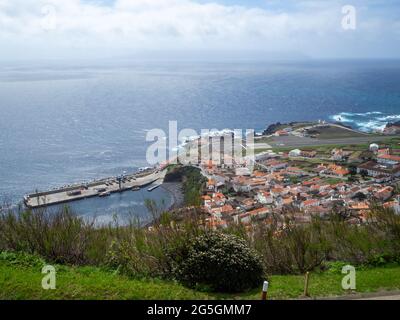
(369, 143, 379, 152)
(300, 150, 317, 158)
(357, 161, 400, 178)
(274, 130, 289, 137)
(256, 191, 273, 204)
(377, 154, 400, 166)
(300, 199, 320, 209)
(289, 149, 302, 157)
(374, 186, 394, 201)
(265, 159, 288, 172)
(331, 148, 350, 161)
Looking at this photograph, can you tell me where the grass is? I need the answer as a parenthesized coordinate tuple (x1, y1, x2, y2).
(0, 255, 210, 300)
(2, 252, 400, 300)
(310, 126, 369, 139)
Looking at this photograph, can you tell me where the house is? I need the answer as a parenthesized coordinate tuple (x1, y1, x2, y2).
(300, 150, 317, 158)
(207, 179, 216, 191)
(349, 202, 370, 211)
(285, 166, 305, 176)
(324, 164, 349, 177)
(270, 187, 288, 198)
(300, 199, 320, 209)
(331, 148, 350, 161)
(374, 186, 394, 201)
(383, 200, 400, 214)
(289, 149, 302, 157)
(206, 217, 228, 229)
(256, 191, 273, 204)
(374, 175, 392, 183)
(265, 160, 288, 171)
(378, 148, 390, 156)
(247, 207, 270, 219)
(210, 204, 234, 216)
(232, 176, 251, 192)
(357, 161, 400, 178)
(306, 205, 330, 216)
(369, 143, 379, 153)
(202, 195, 212, 207)
(235, 167, 252, 176)
(274, 130, 289, 137)
(276, 196, 294, 207)
(377, 154, 400, 166)
(239, 207, 270, 224)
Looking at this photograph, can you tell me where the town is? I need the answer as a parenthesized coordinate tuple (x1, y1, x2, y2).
(188, 122, 400, 230)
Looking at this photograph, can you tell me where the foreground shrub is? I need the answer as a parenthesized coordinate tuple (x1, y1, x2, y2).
(106, 210, 204, 278)
(252, 214, 331, 274)
(0, 208, 107, 265)
(174, 232, 264, 292)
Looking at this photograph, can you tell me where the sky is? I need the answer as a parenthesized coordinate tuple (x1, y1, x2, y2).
(0, 0, 399, 61)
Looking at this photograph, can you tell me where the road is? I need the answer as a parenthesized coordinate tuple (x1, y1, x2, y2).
(256, 135, 384, 149)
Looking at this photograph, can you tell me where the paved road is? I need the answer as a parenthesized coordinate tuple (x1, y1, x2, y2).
(257, 135, 384, 149)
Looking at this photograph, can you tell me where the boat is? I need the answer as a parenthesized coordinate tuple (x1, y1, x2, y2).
(67, 190, 82, 197)
(147, 184, 160, 192)
(132, 186, 140, 191)
(99, 191, 111, 197)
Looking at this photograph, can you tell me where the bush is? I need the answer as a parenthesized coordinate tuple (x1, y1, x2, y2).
(174, 232, 264, 292)
(0, 208, 108, 265)
(0, 251, 45, 269)
(252, 214, 331, 274)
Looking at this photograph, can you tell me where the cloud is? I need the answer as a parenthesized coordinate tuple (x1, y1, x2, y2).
(0, 0, 399, 60)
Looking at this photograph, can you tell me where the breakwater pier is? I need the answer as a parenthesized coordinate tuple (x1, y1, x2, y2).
(24, 169, 167, 209)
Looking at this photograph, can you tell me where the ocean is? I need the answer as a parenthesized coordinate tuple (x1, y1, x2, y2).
(1, 59, 400, 222)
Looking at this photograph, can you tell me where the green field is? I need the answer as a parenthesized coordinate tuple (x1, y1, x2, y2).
(2, 252, 400, 300)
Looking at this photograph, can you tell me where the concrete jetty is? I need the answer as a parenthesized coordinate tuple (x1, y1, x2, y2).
(24, 169, 167, 209)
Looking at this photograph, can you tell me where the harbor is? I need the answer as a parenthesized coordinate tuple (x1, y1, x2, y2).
(24, 168, 167, 209)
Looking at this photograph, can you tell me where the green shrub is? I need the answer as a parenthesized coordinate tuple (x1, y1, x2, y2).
(252, 214, 331, 274)
(174, 232, 264, 292)
(324, 261, 350, 274)
(0, 251, 45, 269)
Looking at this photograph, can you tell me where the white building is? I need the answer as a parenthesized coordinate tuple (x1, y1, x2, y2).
(289, 149, 302, 157)
(369, 143, 379, 152)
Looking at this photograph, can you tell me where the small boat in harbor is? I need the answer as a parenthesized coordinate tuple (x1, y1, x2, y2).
(99, 191, 111, 197)
(132, 186, 140, 191)
(67, 190, 82, 197)
(147, 184, 160, 192)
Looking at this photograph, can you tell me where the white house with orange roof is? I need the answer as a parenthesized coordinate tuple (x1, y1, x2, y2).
(255, 190, 273, 204)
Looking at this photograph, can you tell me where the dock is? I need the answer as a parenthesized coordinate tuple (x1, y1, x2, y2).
(147, 179, 163, 192)
(24, 169, 167, 209)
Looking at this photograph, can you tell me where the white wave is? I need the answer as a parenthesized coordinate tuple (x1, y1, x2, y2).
(365, 111, 383, 115)
(331, 114, 354, 123)
(330, 111, 398, 133)
(377, 114, 400, 121)
(357, 121, 387, 132)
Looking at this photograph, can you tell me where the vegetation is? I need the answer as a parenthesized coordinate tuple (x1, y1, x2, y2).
(164, 165, 206, 206)
(174, 232, 264, 292)
(2, 251, 400, 300)
(1, 203, 400, 298)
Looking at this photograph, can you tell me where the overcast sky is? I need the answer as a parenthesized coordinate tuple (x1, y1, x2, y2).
(0, 0, 399, 61)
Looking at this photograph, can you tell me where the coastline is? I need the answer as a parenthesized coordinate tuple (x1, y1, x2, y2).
(160, 182, 184, 211)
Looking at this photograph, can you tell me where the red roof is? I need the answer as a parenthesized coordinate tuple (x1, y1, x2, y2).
(378, 154, 400, 162)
